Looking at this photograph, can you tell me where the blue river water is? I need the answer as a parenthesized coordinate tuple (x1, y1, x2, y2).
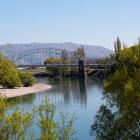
(7, 77, 105, 140)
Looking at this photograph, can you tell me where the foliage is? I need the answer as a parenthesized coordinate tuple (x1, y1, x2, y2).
(97, 54, 116, 64)
(44, 58, 70, 65)
(91, 42, 140, 140)
(39, 98, 59, 140)
(0, 53, 21, 88)
(0, 96, 33, 140)
(104, 43, 140, 93)
(44, 47, 86, 77)
(44, 58, 71, 77)
(0, 95, 77, 140)
(90, 94, 140, 140)
(104, 66, 129, 92)
(19, 72, 36, 87)
(90, 105, 116, 140)
(74, 46, 86, 59)
(58, 112, 77, 140)
(38, 98, 77, 140)
(0, 53, 37, 88)
(114, 37, 122, 54)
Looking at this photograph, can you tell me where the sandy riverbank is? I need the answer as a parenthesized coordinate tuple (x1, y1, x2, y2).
(0, 83, 52, 98)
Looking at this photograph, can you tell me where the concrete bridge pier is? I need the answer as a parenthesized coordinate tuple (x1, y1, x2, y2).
(78, 59, 86, 77)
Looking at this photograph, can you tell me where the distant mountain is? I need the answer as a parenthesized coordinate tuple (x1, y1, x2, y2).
(0, 42, 113, 59)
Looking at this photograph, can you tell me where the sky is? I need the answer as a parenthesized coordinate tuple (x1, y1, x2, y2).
(0, 0, 140, 50)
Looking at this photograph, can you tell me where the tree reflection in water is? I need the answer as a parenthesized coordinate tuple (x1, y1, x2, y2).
(90, 90, 140, 140)
(7, 93, 36, 108)
(7, 78, 99, 111)
(46, 77, 88, 107)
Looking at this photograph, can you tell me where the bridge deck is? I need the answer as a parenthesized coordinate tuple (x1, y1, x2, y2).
(18, 64, 112, 69)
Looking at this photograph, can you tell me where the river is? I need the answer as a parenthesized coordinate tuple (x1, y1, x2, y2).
(7, 77, 105, 140)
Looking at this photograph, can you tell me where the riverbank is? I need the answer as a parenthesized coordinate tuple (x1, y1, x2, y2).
(0, 83, 52, 98)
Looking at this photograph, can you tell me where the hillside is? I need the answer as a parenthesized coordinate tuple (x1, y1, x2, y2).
(0, 42, 113, 60)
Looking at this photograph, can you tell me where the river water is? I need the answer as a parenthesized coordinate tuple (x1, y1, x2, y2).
(7, 77, 105, 140)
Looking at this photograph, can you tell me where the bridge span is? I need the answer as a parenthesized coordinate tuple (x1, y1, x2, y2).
(18, 62, 113, 78)
(0, 46, 113, 77)
(18, 63, 112, 69)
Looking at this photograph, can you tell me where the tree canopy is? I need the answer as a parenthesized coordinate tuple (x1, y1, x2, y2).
(0, 54, 21, 88)
(0, 53, 36, 88)
(91, 42, 140, 140)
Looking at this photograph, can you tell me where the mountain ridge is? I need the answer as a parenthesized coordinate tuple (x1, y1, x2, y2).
(0, 42, 114, 59)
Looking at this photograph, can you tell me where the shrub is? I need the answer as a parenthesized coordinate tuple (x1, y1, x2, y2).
(0, 55, 21, 88)
(0, 96, 33, 140)
(19, 72, 36, 87)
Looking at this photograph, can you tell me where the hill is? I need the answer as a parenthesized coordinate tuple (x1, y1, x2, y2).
(0, 42, 113, 60)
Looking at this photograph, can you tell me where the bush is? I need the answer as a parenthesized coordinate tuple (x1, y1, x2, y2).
(0, 96, 33, 140)
(0, 95, 77, 140)
(0, 55, 21, 88)
(19, 72, 36, 87)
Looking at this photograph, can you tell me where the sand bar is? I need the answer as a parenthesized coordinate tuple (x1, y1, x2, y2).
(0, 83, 52, 98)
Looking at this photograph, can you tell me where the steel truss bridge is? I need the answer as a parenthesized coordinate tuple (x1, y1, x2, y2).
(16, 48, 76, 66)
(18, 64, 112, 70)
(0, 47, 113, 77)
(0, 47, 76, 66)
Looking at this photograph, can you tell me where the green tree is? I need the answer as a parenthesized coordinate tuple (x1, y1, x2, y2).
(75, 46, 86, 60)
(19, 72, 36, 87)
(38, 98, 77, 140)
(0, 95, 77, 140)
(91, 42, 140, 140)
(44, 58, 71, 77)
(0, 96, 33, 140)
(0, 54, 21, 88)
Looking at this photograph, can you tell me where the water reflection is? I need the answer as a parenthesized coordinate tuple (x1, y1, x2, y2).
(7, 94, 36, 108)
(78, 78, 87, 107)
(7, 78, 97, 108)
(46, 78, 88, 107)
(7, 77, 104, 140)
(7, 78, 103, 110)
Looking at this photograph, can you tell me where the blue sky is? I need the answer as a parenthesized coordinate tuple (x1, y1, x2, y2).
(0, 0, 140, 49)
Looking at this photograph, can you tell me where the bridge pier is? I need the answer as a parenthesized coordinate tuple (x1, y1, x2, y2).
(78, 59, 86, 77)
